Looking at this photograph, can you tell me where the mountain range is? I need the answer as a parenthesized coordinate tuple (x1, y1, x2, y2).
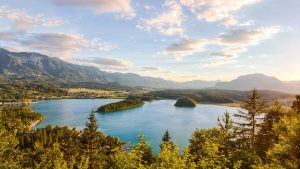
(0, 48, 299, 93)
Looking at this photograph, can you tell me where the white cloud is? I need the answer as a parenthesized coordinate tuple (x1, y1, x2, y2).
(0, 31, 18, 41)
(138, 0, 184, 36)
(162, 26, 280, 65)
(0, 5, 64, 31)
(54, 0, 135, 19)
(22, 33, 115, 58)
(211, 46, 246, 59)
(140, 66, 172, 74)
(162, 38, 210, 59)
(213, 27, 280, 58)
(73, 57, 132, 71)
(3, 32, 116, 58)
(218, 27, 280, 46)
(180, 0, 260, 26)
(201, 59, 237, 67)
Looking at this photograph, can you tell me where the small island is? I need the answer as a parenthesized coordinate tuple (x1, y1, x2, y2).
(97, 99, 144, 112)
(174, 97, 197, 107)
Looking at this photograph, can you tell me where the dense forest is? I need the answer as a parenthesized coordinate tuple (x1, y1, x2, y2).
(97, 99, 145, 112)
(174, 97, 197, 107)
(1, 89, 300, 168)
(148, 89, 295, 105)
(127, 95, 160, 101)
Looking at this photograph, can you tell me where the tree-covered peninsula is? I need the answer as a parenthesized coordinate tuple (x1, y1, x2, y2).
(174, 97, 197, 107)
(97, 99, 144, 112)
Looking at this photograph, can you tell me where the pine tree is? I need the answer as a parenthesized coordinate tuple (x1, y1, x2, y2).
(217, 111, 237, 159)
(234, 89, 266, 148)
(162, 130, 171, 142)
(256, 100, 285, 160)
(292, 95, 300, 113)
(81, 111, 104, 168)
(130, 135, 153, 166)
(160, 130, 172, 150)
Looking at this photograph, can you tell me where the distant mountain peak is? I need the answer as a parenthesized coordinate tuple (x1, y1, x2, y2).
(215, 73, 299, 93)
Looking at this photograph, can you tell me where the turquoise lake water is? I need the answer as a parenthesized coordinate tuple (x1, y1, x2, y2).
(31, 99, 240, 154)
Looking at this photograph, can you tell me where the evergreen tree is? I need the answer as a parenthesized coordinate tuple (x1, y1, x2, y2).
(81, 111, 104, 168)
(256, 100, 286, 160)
(234, 89, 266, 148)
(263, 96, 300, 168)
(130, 135, 153, 167)
(152, 142, 195, 169)
(217, 111, 237, 160)
(162, 130, 171, 142)
(292, 95, 300, 113)
(160, 130, 172, 150)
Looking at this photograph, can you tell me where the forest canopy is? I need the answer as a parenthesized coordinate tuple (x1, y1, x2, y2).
(97, 99, 145, 112)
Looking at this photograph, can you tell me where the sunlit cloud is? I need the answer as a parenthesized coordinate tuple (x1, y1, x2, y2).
(180, 0, 260, 27)
(138, 0, 184, 36)
(162, 38, 210, 60)
(0, 5, 64, 31)
(140, 66, 172, 74)
(54, 0, 136, 19)
(0, 32, 116, 59)
(212, 26, 280, 59)
(72, 57, 132, 71)
(201, 59, 237, 67)
(218, 27, 281, 46)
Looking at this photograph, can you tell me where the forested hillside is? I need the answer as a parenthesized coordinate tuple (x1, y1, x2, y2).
(149, 89, 295, 105)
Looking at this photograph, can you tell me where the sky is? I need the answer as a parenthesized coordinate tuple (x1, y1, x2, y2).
(0, 0, 299, 82)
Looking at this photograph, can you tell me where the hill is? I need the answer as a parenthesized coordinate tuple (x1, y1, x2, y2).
(148, 89, 295, 106)
(214, 74, 300, 94)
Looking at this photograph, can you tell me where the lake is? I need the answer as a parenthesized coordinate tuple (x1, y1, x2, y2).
(31, 99, 240, 154)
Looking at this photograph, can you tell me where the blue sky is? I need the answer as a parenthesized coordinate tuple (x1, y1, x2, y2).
(0, 0, 299, 81)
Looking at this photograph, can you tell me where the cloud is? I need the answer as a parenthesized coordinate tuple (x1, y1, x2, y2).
(54, 0, 135, 19)
(0, 31, 18, 41)
(0, 32, 116, 58)
(218, 27, 280, 46)
(180, 0, 260, 27)
(161, 26, 280, 64)
(140, 66, 172, 74)
(201, 59, 237, 67)
(73, 57, 132, 71)
(212, 27, 280, 58)
(141, 66, 161, 72)
(211, 46, 246, 59)
(162, 39, 210, 59)
(21, 33, 116, 58)
(138, 0, 184, 36)
(0, 5, 64, 31)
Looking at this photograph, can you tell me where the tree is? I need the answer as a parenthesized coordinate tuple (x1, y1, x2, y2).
(234, 89, 266, 148)
(262, 96, 300, 168)
(34, 143, 68, 169)
(256, 100, 286, 160)
(189, 128, 228, 168)
(0, 126, 20, 168)
(130, 135, 153, 167)
(217, 112, 237, 161)
(152, 142, 195, 169)
(81, 111, 104, 168)
(160, 130, 172, 150)
(292, 95, 300, 113)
